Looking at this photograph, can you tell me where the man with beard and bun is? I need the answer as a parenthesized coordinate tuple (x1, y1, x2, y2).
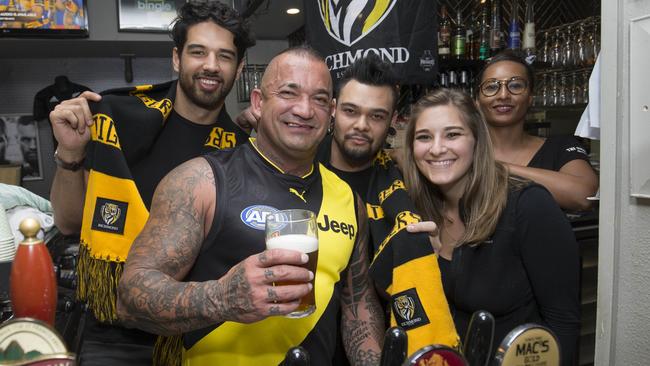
(117, 46, 384, 366)
(48, 2, 254, 365)
(236, 55, 460, 361)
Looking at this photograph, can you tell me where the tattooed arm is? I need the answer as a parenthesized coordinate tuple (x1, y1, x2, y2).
(117, 157, 313, 335)
(341, 195, 384, 366)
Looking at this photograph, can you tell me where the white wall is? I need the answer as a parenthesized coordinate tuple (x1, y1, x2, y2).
(597, 1, 650, 365)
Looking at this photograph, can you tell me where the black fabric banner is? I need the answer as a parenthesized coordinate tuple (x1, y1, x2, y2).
(304, 0, 438, 86)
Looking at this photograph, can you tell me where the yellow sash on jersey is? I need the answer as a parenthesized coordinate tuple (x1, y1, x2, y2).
(182, 165, 357, 366)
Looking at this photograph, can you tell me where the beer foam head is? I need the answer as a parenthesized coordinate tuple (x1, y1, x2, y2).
(266, 234, 318, 253)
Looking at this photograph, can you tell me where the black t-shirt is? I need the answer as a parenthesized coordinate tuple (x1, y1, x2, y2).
(438, 183, 581, 366)
(316, 134, 372, 201)
(130, 110, 224, 209)
(527, 135, 590, 171)
(326, 165, 372, 200)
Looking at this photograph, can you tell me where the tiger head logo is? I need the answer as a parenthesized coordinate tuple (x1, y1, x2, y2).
(318, 0, 398, 46)
(101, 203, 121, 226)
(394, 294, 415, 321)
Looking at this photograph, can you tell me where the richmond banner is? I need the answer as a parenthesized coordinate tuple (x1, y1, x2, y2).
(304, 0, 438, 86)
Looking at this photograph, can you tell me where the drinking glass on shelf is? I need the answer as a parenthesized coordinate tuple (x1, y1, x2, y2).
(265, 209, 319, 319)
(550, 72, 559, 106)
(582, 70, 590, 104)
(592, 19, 600, 59)
(575, 23, 589, 67)
(558, 73, 568, 106)
(541, 73, 550, 106)
(551, 28, 562, 67)
(562, 25, 575, 67)
(570, 72, 582, 105)
(541, 31, 550, 63)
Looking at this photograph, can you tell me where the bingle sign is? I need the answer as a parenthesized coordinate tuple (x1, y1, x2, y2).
(305, 0, 438, 85)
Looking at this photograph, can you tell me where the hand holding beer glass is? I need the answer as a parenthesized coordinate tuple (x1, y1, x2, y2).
(265, 209, 319, 318)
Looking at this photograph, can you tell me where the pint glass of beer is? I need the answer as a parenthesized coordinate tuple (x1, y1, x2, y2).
(265, 209, 318, 318)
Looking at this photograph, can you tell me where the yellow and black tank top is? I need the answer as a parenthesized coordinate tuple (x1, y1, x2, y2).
(182, 140, 359, 366)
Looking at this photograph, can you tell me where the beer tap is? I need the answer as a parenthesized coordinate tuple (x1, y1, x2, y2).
(379, 326, 408, 366)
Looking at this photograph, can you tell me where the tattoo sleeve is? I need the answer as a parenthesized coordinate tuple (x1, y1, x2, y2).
(341, 196, 384, 366)
(117, 158, 226, 335)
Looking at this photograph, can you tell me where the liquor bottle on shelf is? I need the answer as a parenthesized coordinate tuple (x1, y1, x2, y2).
(438, 5, 451, 61)
(478, 2, 490, 60)
(439, 71, 449, 88)
(465, 10, 476, 60)
(522, 0, 535, 58)
(460, 70, 472, 95)
(507, 0, 521, 50)
(449, 69, 459, 87)
(489, 0, 503, 55)
(452, 9, 466, 60)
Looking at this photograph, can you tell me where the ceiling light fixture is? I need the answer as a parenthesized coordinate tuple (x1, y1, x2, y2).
(286, 8, 300, 15)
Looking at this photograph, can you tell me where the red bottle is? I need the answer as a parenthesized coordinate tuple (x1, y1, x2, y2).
(10, 218, 57, 325)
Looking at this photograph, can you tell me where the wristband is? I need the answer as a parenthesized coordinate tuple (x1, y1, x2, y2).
(54, 149, 85, 171)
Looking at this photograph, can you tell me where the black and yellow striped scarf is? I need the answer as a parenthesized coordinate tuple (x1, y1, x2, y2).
(365, 150, 460, 355)
(77, 81, 245, 324)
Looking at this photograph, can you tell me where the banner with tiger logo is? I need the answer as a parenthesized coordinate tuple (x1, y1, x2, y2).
(305, 0, 438, 85)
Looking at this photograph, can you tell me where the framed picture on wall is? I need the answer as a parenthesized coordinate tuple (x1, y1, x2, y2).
(0, 115, 43, 182)
(117, 0, 186, 32)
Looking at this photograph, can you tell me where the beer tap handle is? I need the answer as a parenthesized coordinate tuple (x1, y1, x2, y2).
(282, 346, 310, 366)
(379, 326, 408, 366)
(463, 310, 495, 366)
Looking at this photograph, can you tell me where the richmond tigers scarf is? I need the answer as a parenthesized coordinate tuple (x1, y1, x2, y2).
(77, 81, 246, 324)
(366, 150, 459, 355)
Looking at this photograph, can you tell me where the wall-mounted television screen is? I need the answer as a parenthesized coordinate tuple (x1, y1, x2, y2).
(0, 0, 89, 38)
(118, 0, 185, 33)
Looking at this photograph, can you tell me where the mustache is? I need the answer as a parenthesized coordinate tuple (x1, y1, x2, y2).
(344, 132, 371, 142)
(194, 72, 224, 83)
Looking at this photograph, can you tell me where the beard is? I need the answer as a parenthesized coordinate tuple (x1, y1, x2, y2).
(334, 133, 378, 165)
(178, 70, 234, 111)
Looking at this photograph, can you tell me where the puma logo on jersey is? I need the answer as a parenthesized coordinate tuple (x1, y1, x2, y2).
(289, 188, 307, 203)
(318, 214, 355, 240)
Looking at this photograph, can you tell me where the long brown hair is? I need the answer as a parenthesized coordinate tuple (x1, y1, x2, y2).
(402, 88, 510, 245)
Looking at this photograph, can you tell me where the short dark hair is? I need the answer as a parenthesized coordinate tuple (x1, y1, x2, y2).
(475, 50, 535, 97)
(171, 1, 255, 63)
(337, 54, 399, 109)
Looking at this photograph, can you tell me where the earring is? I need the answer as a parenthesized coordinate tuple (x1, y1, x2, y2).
(327, 121, 334, 134)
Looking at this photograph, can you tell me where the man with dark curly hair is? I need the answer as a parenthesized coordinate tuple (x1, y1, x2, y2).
(48, 2, 255, 364)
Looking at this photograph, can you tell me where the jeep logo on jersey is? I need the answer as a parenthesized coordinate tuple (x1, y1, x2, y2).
(318, 0, 397, 47)
(317, 214, 355, 240)
(240, 205, 279, 230)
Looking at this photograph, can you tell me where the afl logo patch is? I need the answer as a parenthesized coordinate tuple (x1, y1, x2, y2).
(240, 205, 280, 230)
